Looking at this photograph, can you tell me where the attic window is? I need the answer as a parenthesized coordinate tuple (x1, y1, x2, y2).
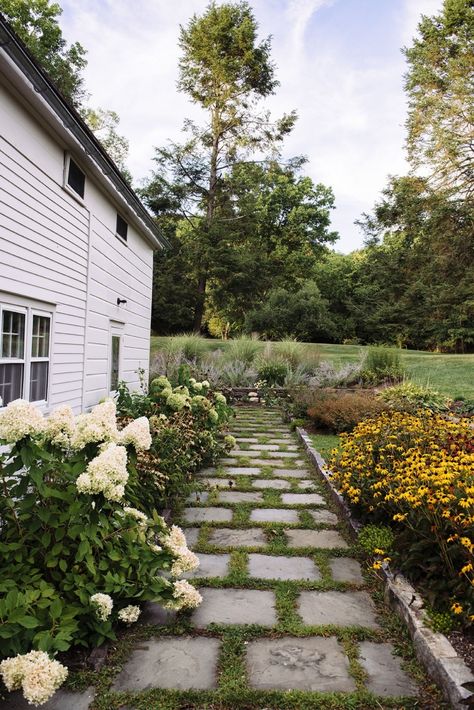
(116, 214, 128, 241)
(66, 157, 85, 198)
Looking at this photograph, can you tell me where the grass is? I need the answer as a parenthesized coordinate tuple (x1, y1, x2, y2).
(150, 337, 474, 399)
(310, 434, 340, 461)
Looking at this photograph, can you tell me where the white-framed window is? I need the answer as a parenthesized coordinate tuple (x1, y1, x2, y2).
(109, 323, 123, 394)
(0, 303, 52, 408)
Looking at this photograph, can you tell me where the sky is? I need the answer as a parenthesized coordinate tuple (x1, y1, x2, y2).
(60, 0, 443, 253)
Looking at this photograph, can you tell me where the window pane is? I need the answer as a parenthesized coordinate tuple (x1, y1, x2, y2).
(110, 336, 120, 391)
(116, 214, 128, 240)
(32, 316, 50, 358)
(0, 363, 24, 406)
(67, 158, 85, 198)
(1, 311, 25, 359)
(29, 362, 49, 402)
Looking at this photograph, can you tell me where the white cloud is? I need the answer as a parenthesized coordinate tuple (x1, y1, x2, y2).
(60, 0, 444, 252)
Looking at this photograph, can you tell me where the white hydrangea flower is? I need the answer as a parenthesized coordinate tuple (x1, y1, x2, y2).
(0, 400, 45, 443)
(224, 435, 236, 448)
(149, 543, 163, 553)
(161, 525, 187, 554)
(90, 593, 113, 621)
(123, 506, 148, 527)
(170, 547, 199, 577)
(208, 408, 219, 424)
(119, 417, 152, 451)
(43, 406, 75, 448)
(201, 380, 210, 388)
(165, 580, 202, 611)
(215, 392, 227, 405)
(118, 605, 141, 624)
(76, 443, 128, 501)
(0, 650, 68, 706)
(192, 382, 203, 392)
(165, 393, 189, 411)
(70, 399, 119, 450)
(160, 525, 199, 577)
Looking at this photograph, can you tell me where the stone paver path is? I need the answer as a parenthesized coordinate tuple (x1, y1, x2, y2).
(79, 407, 421, 708)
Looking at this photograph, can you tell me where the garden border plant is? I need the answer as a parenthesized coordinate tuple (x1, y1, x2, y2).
(296, 425, 474, 709)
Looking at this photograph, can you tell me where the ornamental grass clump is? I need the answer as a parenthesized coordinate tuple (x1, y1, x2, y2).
(0, 399, 202, 706)
(330, 410, 474, 621)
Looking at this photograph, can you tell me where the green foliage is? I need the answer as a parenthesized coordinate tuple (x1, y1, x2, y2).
(0, 430, 181, 658)
(404, 0, 474, 199)
(426, 608, 456, 635)
(359, 525, 395, 555)
(117, 377, 234, 512)
(361, 346, 403, 384)
(165, 333, 208, 362)
(1, 0, 87, 105)
(245, 282, 335, 342)
(256, 360, 288, 386)
(378, 381, 451, 412)
(80, 107, 130, 178)
(224, 336, 260, 365)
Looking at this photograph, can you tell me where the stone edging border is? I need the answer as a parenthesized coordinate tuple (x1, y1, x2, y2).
(296, 425, 474, 709)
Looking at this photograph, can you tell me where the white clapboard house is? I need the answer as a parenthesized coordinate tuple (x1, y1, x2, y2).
(0, 16, 165, 413)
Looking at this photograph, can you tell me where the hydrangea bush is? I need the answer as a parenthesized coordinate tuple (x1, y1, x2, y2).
(0, 399, 201, 706)
(117, 376, 235, 512)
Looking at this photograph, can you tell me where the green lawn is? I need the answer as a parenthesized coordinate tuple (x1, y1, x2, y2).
(150, 337, 474, 399)
(309, 433, 340, 461)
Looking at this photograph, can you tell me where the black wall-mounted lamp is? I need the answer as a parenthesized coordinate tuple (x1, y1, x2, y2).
(117, 298, 127, 306)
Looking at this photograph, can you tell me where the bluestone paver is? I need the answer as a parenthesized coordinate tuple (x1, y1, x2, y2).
(276, 468, 310, 478)
(186, 491, 209, 503)
(192, 588, 277, 627)
(285, 529, 349, 549)
(112, 637, 220, 690)
(183, 507, 233, 523)
(309, 509, 339, 525)
(250, 508, 300, 523)
(252, 478, 291, 490)
(4, 688, 95, 710)
(183, 527, 200, 548)
(330, 557, 364, 584)
(248, 554, 321, 581)
(184, 553, 230, 579)
(208, 527, 267, 548)
(358, 642, 418, 696)
(246, 636, 355, 692)
(217, 490, 263, 503)
(298, 591, 380, 628)
(223, 466, 261, 476)
(281, 492, 325, 505)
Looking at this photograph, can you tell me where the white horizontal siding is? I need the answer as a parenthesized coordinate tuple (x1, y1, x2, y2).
(0, 92, 89, 413)
(84, 216, 153, 406)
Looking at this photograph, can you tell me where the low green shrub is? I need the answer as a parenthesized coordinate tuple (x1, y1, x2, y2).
(361, 346, 404, 384)
(0, 399, 203, 705)
(359, 525, 395, 556)
(378, 381, 451, 412)
(256, 359, 288, 386)
(164, 333, 207, 361)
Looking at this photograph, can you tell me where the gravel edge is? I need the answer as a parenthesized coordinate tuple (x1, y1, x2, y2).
(296, 425, 474, 709)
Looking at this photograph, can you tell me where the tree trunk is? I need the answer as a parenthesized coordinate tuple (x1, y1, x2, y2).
(193, 111, 220, 332)
(193, 273, 207, 332)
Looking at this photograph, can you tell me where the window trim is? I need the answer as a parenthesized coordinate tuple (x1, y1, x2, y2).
(63, 153, 86, 204)
(109, 322, 124, 395)
(0, 299, 54, 410)
(115, 213, 128, 243)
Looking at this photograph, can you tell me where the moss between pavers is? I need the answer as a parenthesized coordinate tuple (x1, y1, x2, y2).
(64, 409, 447, 710)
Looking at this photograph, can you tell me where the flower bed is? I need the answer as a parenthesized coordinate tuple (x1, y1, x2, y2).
(0, 397, 209, 706)
(116, 376, 235, 513)
(330, 411, 474, 623)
